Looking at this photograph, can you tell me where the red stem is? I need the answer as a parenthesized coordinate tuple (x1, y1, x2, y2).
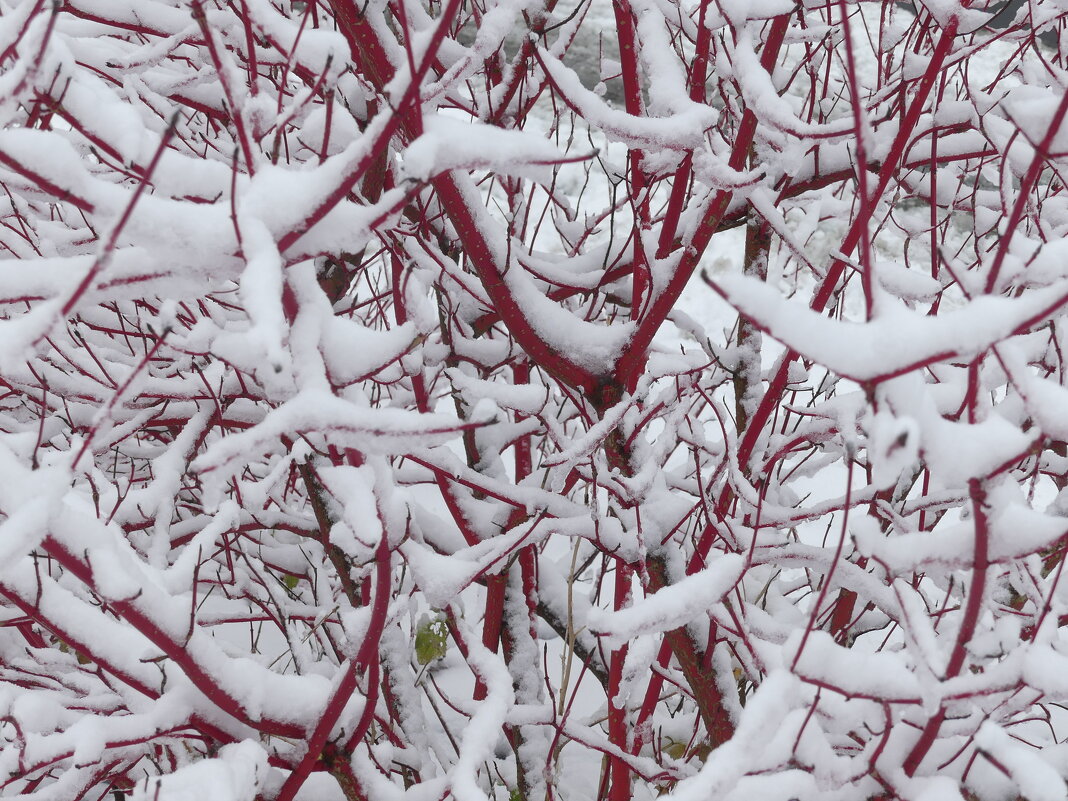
(615, 13, 791, 389)
(607, 561, 632, 801)
(276, 533, 392, 801)
(610, 0, 649, 320)
(24, 537, 306, 738)
(902, 478, 990, 776)
(696, 15, 961, 571)
(983, 87, 1068, 293)
(475, 574, 507, 701)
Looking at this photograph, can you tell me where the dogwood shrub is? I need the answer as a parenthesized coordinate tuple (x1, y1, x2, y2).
(1, 0, 1067, 800)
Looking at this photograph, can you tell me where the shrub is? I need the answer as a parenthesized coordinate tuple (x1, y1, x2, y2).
(1, 1, 1067, 800)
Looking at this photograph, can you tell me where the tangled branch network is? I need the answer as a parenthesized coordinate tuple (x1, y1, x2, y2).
(0, 0, 1067, 800)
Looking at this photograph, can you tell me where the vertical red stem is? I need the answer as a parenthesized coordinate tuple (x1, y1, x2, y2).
(607, 561, 632, 801)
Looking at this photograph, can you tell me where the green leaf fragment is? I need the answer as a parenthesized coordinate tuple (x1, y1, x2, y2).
(414, 615, 448, 665)
(662, 739, 687, 760)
